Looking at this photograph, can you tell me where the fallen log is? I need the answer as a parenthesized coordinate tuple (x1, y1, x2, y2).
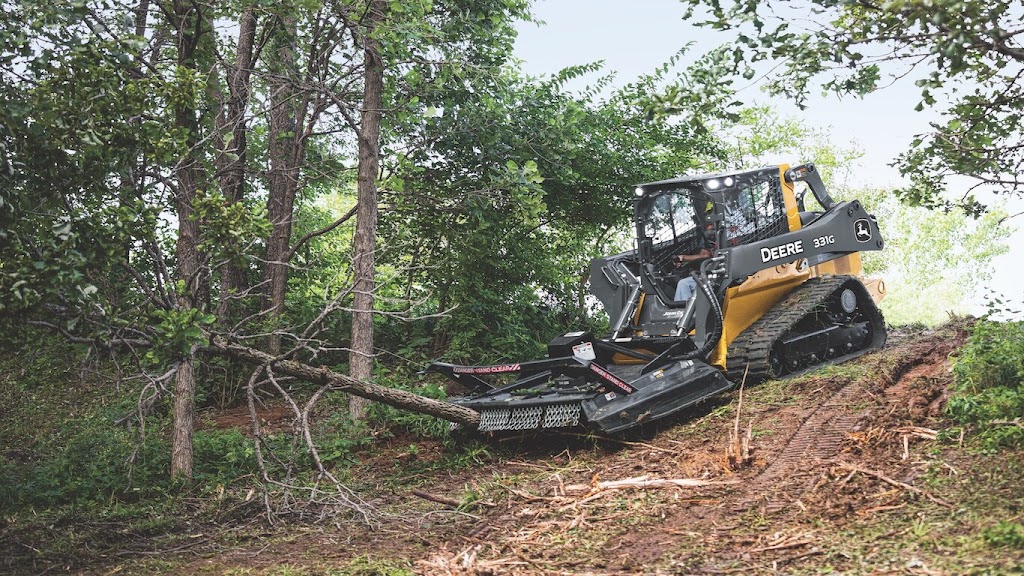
(203, 335, 480, 428)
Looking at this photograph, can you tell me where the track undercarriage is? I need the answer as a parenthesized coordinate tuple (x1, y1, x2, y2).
(726, 275, 886, 383)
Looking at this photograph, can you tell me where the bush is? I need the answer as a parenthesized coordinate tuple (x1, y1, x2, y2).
(10, 414, 173, 511)
(192, 428, 259, 488)
(949, 320, 1024, 448)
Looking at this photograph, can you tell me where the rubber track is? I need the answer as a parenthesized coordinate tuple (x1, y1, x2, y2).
(725, 275, 879, 384)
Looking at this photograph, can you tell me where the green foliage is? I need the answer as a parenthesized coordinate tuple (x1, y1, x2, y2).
(0, 332, 261, 511)
(983, 521, 1024, 549)
(949, 320, 1024, 448)
(9, 413, 173, 510)
(150, 306, 217, 360)
(678, 0, 1024, 212)
(367, 366, 452, 439)
(192, 188, 272, 265)
(310, 418, 375, 468)
(192, 429, 259, 487)
(381, 57, 729, 362)
(3, 416, 266, 511)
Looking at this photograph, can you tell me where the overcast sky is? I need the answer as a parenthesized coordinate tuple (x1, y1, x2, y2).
(512, 0, 1023, 316)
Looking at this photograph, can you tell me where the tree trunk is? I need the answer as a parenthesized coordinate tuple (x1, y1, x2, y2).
(168, 0, 209, 479)
(205, 336, 480, 427)
(348, 0, 386, 421)
(262, 14, 305, 353)
(170, 356, 196, 476)
(214, 8, 258, 321)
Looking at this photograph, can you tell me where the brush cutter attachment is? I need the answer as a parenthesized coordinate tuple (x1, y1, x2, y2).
(423, 332, 732, 433)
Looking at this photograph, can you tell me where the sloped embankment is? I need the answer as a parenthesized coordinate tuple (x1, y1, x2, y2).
(406, 321, 1019, 575)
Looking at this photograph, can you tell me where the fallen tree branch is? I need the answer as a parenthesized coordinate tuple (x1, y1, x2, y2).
(412, 489, 462, 507)
(203, 335, 480, 427)
(895, 426, 939, 439)
(990, 418, 1024, 429)
(836, 463, 955, 509)
(563, 475, 738, 494)
(748, 534, 814, 553)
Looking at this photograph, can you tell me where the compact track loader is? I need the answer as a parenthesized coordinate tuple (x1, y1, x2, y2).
(425, 163, 887, 433)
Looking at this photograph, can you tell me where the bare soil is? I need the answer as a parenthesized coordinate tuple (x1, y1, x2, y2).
(6, 321, 1024, 575)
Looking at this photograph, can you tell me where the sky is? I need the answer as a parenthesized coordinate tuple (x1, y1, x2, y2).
(512, 0, 1023, 316)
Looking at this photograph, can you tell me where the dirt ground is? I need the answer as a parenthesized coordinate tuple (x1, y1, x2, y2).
(6, 321, 1024, 575)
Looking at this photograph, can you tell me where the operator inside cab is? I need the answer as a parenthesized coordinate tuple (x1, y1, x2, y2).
(672, 195, 716, 302)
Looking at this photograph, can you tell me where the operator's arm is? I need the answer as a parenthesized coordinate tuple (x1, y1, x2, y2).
(675, 248, 712, 264)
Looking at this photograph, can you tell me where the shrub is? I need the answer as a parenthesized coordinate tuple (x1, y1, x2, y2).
(11, 414, 173, 510)
(949, 320, 1024, 448)
(192, 428, 259, 489)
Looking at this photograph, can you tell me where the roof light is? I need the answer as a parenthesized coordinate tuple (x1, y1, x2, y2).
(634, 187, 644, 197)
(723, 177, 734, 187)
(706, 179, 720, 190)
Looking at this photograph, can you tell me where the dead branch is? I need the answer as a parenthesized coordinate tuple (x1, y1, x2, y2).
(836, 462, 955, 509)
(728, 366, 754, 470)
(748, 532, 815, 553)
(203, 334, 480, 427)
(283, 202, 360, 263)
(990, 418, 1024, 429)
(895, 426, 939, 439)
(563, 475, 738, 495)
(412, 489, 461, 508)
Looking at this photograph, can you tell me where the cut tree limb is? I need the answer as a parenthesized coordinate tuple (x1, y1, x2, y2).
(563, 476, 738, 494)
(836, 462, 954, 509)
(411, 489, 461, 507)
(203, 335, 480, 427)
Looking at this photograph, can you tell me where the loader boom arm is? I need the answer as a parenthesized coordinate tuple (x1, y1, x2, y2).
(723, 200, 882, 281)
(785, 163, 834, 210)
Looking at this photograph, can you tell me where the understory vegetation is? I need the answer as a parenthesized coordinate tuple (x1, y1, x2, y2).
(950, 319, 1024, 449)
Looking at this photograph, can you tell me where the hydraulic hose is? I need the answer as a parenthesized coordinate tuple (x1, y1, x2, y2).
(641, 263, 725, 374)
(680, 265, 724, 362)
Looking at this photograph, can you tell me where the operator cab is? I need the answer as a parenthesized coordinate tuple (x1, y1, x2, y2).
(633, 167, 790, 305)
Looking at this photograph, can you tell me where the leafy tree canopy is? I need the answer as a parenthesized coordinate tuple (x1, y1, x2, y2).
(677, 0, 1024, 215)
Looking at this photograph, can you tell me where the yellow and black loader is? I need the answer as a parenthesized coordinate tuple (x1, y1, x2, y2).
(426, 163, 887, 433)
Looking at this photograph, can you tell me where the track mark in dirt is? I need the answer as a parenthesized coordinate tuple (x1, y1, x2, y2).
(757, 382, 867, 483)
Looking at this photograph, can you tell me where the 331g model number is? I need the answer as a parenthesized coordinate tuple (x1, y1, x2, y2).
(812, 235, 835, 248)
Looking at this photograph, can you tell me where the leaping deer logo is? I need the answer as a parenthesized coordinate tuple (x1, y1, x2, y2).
(854, 219, 871, 242)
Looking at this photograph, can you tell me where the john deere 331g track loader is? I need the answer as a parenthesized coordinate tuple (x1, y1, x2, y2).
(425, 163, 887, 433)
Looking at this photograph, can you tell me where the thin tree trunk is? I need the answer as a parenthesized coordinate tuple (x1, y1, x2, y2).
(171, 356, 196, 476)
(263, 14, 304, 353)
(167, 0, 208, 479)
(349, 0, 386, 421)
(214, 8, 258, 321)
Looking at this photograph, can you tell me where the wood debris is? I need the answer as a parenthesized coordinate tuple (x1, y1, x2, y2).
(727, 368, 755, 470)
(747, 531, 816, 553)
(836, 462, 955, 509)
(562, 475, 737, 495)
